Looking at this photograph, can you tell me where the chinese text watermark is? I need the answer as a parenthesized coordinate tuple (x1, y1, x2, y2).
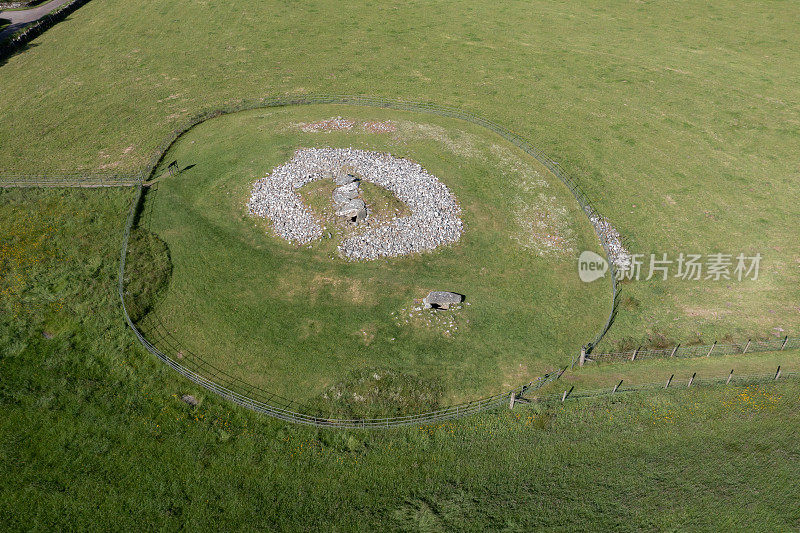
(578, 252, 761, 282)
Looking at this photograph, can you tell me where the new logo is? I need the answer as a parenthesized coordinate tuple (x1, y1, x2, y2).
(578, 251, 608, 282)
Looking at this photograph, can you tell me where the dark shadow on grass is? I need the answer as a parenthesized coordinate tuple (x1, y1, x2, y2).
(0, 40, 37, 67)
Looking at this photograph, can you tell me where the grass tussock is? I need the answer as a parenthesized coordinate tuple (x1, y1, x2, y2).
(312, 367, 444, 419)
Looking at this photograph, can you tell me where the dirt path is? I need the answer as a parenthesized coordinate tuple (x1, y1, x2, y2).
(0, 0, 74, 42)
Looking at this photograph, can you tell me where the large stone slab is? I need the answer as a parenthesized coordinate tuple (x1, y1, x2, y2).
(334, 169, 358, 186)
(336, 198, 367, 223)
(333, 182, 360, 204)
(423, 291, 464, 310)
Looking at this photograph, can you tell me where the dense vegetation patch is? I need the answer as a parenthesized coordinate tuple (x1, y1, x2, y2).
(310, 367, 444, 419)
(122, 228, 172, 323)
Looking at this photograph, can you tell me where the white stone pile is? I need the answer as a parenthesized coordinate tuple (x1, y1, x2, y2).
(588, 212, 631, 271)
(299, 117, 355, 132)
(247, 148, 463, 260)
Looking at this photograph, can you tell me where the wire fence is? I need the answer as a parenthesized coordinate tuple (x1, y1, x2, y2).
(107, 95, 626, 427)
(0, 172, 140, 187)
(0, 0, 94, 61)
(584, 335, 798, 365)
(543, 368, 797, 405)
(120, 182, 561, 427)
(2, 5, 792, 426)
(1, 95, 620, 426)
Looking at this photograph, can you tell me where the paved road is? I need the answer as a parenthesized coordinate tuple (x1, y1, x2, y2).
(0, 0, 73, 42)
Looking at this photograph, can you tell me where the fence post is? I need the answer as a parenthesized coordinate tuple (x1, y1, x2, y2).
(561, 386, 573, 403)
(688, 372, 696, 388)
(670, 344, 680, 358)
(775, 366, 781, 380)
(631, 347, 639, 361)
(665, 374, 673, 389)
(509, 393, 515, 410)
(742, 339, 751, 354)
(781, 336, 788, 350)
(707, 341, 717, 357)
(726, 369, 734, 385)
(612, 380, 623, 393)
(579, 346, 586, 367)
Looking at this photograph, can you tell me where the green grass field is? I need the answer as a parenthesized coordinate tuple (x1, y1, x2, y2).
(1, 0, 798, 350)
(2, 0, 800, 528)
(1, 187, 799, 529)
(133, 105, 607, 407)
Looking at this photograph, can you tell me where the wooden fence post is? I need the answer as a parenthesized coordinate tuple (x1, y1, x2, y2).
(579, 346, 586, 367)
(631, 346, 640, 362)
(509, 393, 515, 410)
(561, 386, 573, 402)
(612, 380, 623, 393)
(775, 366, 781, 380)
(707, 341, 717, 357)
(688, 372, 696, 388)
(742, 339, 751, 354)
(670, 344, 680, 357)
(167, 160, 179, 178)
(781, 336, 788, 350)
(665, 374, 673, 389)
(726, 369, 734, 385)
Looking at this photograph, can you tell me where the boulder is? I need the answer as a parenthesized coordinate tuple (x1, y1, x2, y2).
(334, 169, 358, 186)
(181, 394, 199, 406)
(332, 182, 360, 204)
(423, 291, 464, 310)
(336, 198, 367, 223)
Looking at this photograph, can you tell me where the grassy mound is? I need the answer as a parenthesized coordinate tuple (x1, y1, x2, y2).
(122, 228, 172, 323)
(131, 104, 608, 407)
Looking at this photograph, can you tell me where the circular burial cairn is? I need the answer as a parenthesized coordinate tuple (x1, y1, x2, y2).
(247, 147, 464, 260)
(120, 96, 620, 428)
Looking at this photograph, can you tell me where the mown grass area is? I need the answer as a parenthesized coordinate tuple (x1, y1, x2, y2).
(1, 0, 798, 354)
(134, 105, 607, 406)
(2, 188, 799, 529)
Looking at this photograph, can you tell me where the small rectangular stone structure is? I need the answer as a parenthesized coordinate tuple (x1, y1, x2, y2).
(423, 291, 464, 310)
(336, 198, 367, 223)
